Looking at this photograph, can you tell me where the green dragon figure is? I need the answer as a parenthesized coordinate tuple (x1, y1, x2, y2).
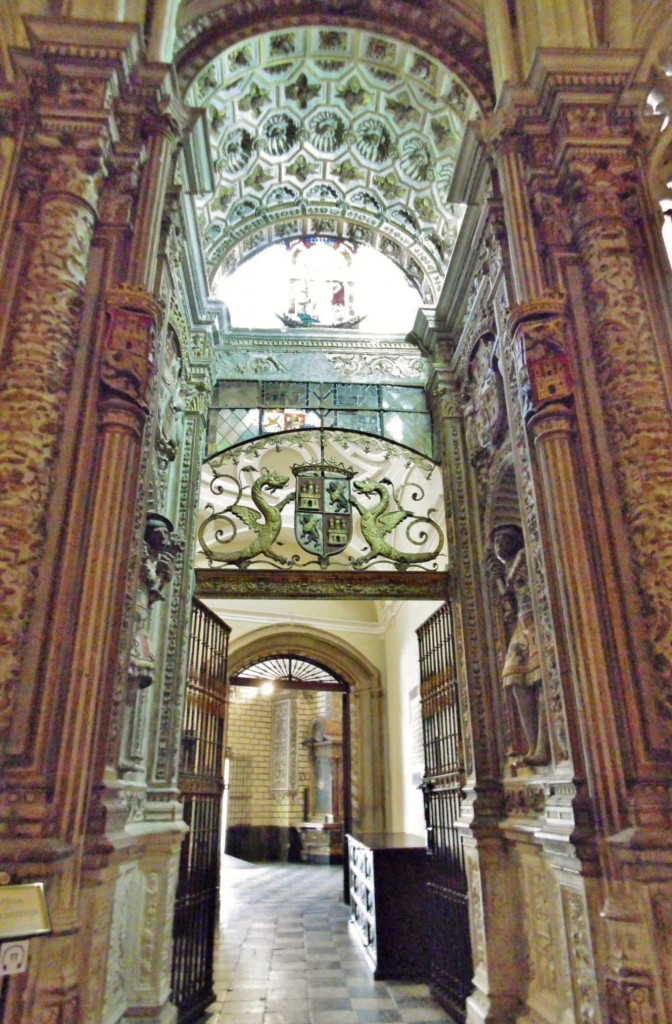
(199, 468, 296, 568)
(349, 477, 444, 571)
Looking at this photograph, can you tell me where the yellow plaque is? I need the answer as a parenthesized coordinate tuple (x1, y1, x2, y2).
(0, 883, 52, 940)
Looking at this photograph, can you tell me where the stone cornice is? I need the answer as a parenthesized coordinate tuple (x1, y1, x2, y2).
(21, 17, 143, 82)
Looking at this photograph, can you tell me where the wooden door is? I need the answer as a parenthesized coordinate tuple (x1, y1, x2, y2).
(417, 602, 473, 1022)
(171, 599, 230, 1023)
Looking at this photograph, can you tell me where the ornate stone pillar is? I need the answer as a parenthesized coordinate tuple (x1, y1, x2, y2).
(427, 367, 523, 1024)
(145, 371, 212, 814)
(0, 29, 121, 749)
(58, 286, 161, 840)
(476, 50, 672, 1023)
(508, 295, 625, 845)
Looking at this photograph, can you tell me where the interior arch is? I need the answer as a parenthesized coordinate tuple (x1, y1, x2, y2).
(174, 0, 495, 113)
(226, 624, 386, 833)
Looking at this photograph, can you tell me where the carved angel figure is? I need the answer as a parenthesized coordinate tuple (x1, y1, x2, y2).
(491, 524, 550, 766)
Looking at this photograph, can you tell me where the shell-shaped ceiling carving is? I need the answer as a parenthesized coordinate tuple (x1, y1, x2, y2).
(188, 27, 476, 301)
(307, 110, 347, 153)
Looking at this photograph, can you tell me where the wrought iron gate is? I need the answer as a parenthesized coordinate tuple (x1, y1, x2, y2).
(417, 603, 473, 1023)
(172, 599, 230, 1024)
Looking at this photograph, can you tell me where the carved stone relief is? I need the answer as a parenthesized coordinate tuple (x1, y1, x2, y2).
(0, 149, 103, 742)
(564, 153, 672, 741)
(562, 888, 601, 1024)
(497, 306, 570, 764)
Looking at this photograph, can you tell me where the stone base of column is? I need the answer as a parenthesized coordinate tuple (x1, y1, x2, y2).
(122, 999, 178, 1024)
(466, 987, 518, 1024)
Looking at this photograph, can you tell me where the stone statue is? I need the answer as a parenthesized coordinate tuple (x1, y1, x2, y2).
(129, 513, 182, 689)
(491, 524, 550, 766)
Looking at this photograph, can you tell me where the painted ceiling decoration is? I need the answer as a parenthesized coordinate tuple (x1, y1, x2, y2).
(187, 27, 477, 301)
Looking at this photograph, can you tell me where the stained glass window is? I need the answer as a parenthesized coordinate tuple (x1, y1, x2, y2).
(208, 380, 432, 457)
(212, 238, 421, 332)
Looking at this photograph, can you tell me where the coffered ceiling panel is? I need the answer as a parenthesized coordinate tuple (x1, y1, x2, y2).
(187, 27, 477, 301)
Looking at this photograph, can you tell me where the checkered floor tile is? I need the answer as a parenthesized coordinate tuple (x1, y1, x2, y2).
(208, 860, 457, 1024)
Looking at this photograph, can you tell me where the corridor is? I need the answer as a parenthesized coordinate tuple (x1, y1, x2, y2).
(209, 859, 455, 1024)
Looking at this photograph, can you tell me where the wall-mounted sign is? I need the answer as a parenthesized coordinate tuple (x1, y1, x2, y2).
(0, 940, 29, 976)
(0, 883, 52, 940)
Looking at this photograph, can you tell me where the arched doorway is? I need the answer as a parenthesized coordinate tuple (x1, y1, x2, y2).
(224, 653, 351, 872)
(225, 625, 386, 838)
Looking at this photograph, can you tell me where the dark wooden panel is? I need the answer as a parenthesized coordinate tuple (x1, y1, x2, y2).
(347, 832, 429, 981)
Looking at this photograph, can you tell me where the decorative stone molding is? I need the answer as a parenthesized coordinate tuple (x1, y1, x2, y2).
(561, 887, 601, 1024)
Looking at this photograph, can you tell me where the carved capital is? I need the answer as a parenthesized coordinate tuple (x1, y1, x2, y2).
(102, 287, 163, 412)
(562, 153, 640, 232)
(508, 294, 573, 417)
(425, 365, 460, 419)
(183, 376, 213, 419)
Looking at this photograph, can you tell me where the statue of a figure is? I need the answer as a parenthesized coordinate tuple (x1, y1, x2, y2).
(492, 524, 550, 766)
(129, 513, 182, 689)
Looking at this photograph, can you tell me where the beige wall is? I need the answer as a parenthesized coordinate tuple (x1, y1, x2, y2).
(210, 595, 443, 839)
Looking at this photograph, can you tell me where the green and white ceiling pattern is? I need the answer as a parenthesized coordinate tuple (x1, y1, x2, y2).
(189, 27, 476, 301)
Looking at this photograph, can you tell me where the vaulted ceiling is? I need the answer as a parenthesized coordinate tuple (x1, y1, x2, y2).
(187, 27, 478, 301)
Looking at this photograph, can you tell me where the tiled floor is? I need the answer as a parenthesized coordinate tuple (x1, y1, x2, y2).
(208, 858, 456, 1024)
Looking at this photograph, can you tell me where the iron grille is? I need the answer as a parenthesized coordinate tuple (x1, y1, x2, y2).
(172, 599, 230, 1024)
(417, 602, 472, 1023)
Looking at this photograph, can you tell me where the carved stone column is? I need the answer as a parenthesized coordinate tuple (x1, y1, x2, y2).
(0, 33, 119, 750)
(555, 109, 672, 1024)
(477, 51, 672, 1023)
(509, 295, 625, 846)
(427, 368, 523, 1024)
(58, 286, 161, 841)
(145, 372, 212, 815)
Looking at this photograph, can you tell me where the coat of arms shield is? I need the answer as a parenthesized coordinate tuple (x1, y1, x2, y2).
(293, 465, 353, 564)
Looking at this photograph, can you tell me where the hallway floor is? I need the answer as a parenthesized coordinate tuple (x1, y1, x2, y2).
(209, 860, 456, 1024)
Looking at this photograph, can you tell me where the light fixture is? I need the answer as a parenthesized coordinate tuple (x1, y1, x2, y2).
(259, 681, 275, 697)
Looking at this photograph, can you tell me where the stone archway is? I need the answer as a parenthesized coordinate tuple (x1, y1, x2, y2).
(227, 624, 386, 834)
(174, 0, 495, 115)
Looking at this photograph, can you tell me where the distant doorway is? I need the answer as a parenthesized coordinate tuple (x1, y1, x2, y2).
(224, 655, 351, 870)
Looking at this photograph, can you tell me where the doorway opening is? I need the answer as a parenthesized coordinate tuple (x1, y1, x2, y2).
(223, 653, 351, 871)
